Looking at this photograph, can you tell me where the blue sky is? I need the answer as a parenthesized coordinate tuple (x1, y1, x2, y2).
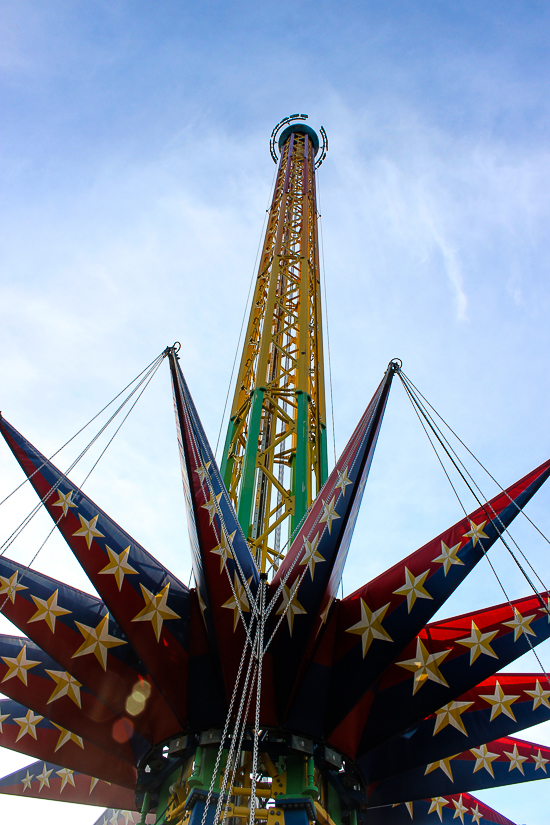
(2, 1, 550, 823)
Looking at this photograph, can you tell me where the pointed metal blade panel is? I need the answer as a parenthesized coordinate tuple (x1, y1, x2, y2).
(327, 457, 550, 734)
(0, 414, 190, 725)
(0, 553, 181, 744)
(268, 367, 395, 716)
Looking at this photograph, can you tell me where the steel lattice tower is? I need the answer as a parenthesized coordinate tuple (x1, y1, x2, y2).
(221, 116, 329, 574)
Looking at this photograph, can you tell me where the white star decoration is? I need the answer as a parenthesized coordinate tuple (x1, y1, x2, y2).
(346, 598, 393, 656)
(427, 797, 448, 821)
(275, 581, 307, 635)
(211, 530, 236, 572)
(524, 679, 550, 710)
(221, 573, 251, 630)
(452, 795, 468, 823)
(502, 608, 537, 642)
(432, 540, 463, 575)
(532, 748, 549, 773)
(469, 803, 483, 824)
(0, 571, 28, 603)
(397, 638, 450, 694)
(463, 519, 489, 546)
(393, 567, 432, 613)
(21, 770, 34, 791)
(1, 645, 40, 685)
(471, 744, 499, 778)
(72, 613, 126, 670)
(455, 621, 498, 664)
(14, 709, 44, 741)
(56, 767, 75, 792)
(28, 589, 72, 633)
(132, 583, 180, 642)
(503, 743, 528, 774)
(299, 533, 325, 580)
(319, 496, 340, 534)
(72, 513, 104, 549)
(52, 489, 77, 517)
(479, 681, 520, 721)
(37, 763, 53, 791)
(334, 466, 352, 497)
(98, 545, 138, 590)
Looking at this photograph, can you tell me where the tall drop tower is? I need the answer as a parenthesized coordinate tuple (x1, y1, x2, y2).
(221, 116, 329, 574)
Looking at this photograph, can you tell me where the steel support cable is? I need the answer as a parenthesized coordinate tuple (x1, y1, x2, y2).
(316, 175, 337, 466)
(399, 371, 549, 595)
(398, 375, 550, 689)
(400, 370, 550, 551)
(0, 355, 164, 617)
(0, 351, 166, 509)
(0, 354, 165, 561)
(398, 371, 550, 609)
(215, 164, 279, 460)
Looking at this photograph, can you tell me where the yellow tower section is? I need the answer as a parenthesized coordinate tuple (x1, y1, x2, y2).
(221, 117, 329, 574)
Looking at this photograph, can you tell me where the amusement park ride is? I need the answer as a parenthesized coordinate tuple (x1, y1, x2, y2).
(1, 115, 550, 825)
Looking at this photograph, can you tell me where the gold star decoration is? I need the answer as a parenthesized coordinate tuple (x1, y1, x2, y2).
(89, 777, 99, 794)
(72, 513, 104, 549)
(469, 803, 483, 825)
(540, 596, 550, 623)
(471, 743, 499, 778)
(346, 598, 393, 657)
(455, 621, 498, 665)
(197, 588, 207, 618)
(45, 669, 82, 707)
(109, 812, 120, 825)
(21, 770, 34, 792)
(221, 573, 251, 631)
(503, 743, 528, 774)
(211, 530, 236, 572)
(525, 680, 550, 710)
(52, 723, 84, 752)
(532, 748, 549, 773)
(463, 519, 489, 546)
(319, 496, 340, 534)
(427, 797, 449, 821)
(397, 638, 450, 695)
(14, 709, 44, 742)
(0, 571, 28, 604)
(391, 802, 413, 820)
(479, 681, 520, 721)
(433, 700, 474, 736)
(201, 492, 222, 525)
(0, 707, 9, 733)
(299, 533, 325, 580)
(334, 466, 353, 497)
(502, 608, 537, 642)
(1, 645, 40, 685)
(37, 763, 53, 792)
(424, 754, 456, 781)
(98, 545, 138, 590)
(432, 541, 463, 576)
(194, 461, 212, 484)
(452, 795, 468, 824)
(57, 767, 75, 792)
(275, 581, 307, 635)
(132, 583, 181, 642)
(28, 589, 72, 633)
(393, 567, 433, 613)
(72, 613, 126, 670)
(52, 489, 77, 517)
